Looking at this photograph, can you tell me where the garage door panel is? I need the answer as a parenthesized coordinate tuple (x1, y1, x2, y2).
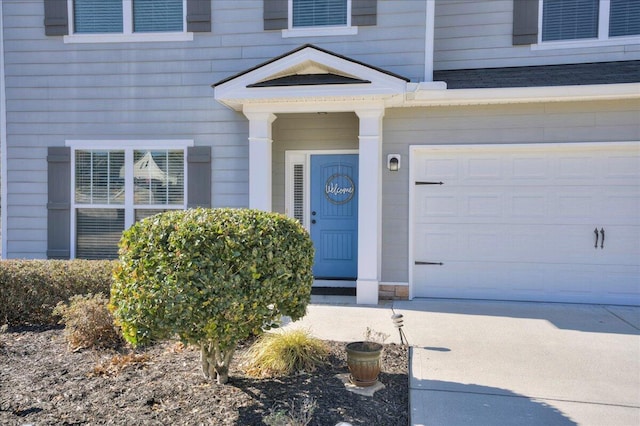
(411, 142, 640, 305)
(416, 186, 616, 225)
(602, 153, 640, 182)
(601, 189, 640, 223)
(414, 262, 639, 305)
(417, 223, 638, 265)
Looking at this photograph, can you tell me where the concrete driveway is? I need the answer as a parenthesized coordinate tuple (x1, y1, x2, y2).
(283, 297, 640, 426)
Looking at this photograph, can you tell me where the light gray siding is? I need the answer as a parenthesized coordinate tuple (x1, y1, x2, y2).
(381, 99, 640, 283)
(272, 113, 359, 214)
(2, 0, 426, 258)
(434, 0, 640, 70)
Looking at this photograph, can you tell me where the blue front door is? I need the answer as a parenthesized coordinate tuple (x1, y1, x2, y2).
(310, 154, 358, 279)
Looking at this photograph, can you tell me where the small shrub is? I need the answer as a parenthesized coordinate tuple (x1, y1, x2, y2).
(0, 259, 115, 326)
(243, 329, 328, 378)
(263, 397, 317, 426)
(110, 208, 315, 384)
(53, 293, 122, 350)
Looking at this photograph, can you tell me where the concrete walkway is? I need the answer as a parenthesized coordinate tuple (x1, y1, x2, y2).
(282, 296, 640, 426)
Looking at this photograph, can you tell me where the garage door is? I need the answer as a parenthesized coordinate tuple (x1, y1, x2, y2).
(410, 142, 640, 305)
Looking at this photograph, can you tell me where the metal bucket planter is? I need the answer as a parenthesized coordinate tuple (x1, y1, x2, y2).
(345, 341, 383, 387)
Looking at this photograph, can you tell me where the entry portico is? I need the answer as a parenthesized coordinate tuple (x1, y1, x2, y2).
(214, 44, 409, 304)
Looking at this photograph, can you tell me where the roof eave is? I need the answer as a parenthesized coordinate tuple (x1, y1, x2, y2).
(405, 82, 640, 106)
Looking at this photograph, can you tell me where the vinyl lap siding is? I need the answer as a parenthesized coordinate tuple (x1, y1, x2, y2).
(3, 0, 426, 258)
(434, 0, 640, 71)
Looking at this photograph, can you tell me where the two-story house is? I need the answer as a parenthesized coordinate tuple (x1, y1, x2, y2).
(1, 1, 638, 305)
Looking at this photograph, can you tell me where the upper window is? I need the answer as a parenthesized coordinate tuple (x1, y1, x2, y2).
(541, 0, 640, 42)
(72, 0, 184, 34)
(292, 0, 348, 28)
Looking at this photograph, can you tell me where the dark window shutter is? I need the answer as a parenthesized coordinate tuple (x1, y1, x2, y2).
(264, 0, 288, 30)
(44, 0, 69, 36)
(513, 0, 539, 45)
(352, 0, 376, 26)
(187, 146, 211, 208)
(186, 0, 211, 32)
(47, 147, 71, 259)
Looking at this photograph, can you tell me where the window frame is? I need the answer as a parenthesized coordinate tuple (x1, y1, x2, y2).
(534, 0, 640, 49)
(283, 0, 357, 38)
(64, 0, 194, 44)
(66, 139, 193, 259)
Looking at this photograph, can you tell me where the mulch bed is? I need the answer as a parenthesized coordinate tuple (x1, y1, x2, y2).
(0, 326, 408, 425)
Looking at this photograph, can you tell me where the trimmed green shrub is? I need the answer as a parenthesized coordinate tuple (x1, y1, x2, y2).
(0, 260, 115, 326)
(53, 293, 122, 350)
(110, 208, 315, 384)
(243, 329, 328, 378)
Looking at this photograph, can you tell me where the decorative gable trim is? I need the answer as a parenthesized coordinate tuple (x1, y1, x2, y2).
(213, 44, 408, 110)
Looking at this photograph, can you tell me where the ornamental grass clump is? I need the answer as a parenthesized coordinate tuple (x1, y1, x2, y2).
(244, 329, 328, 378)
(110, 208, 315, 384)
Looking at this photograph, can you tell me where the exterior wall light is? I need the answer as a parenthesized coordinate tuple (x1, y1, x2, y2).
(387, 154, 401, 171)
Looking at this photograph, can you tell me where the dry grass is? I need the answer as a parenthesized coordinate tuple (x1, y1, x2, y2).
(242, 329, 328, 378)
(90, 353, 151, 377)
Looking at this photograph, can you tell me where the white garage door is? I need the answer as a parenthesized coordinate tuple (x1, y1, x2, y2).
(411, 142, 640, 305)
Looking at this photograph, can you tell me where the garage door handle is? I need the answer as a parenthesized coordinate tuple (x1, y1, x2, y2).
(600, 228, 605, 249)
(594, 228, 599, 249)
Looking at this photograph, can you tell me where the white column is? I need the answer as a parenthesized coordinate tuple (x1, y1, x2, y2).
(244, 112, 276, 211)
(355, 107, 384, 305)
(424, 0, 435, 82)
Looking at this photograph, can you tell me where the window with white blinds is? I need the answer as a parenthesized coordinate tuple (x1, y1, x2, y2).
(75, 150, 125, 204)
(74, 148, 186, 260)
(292, 0, 348, 28)
(541, 0, 640, 42)
(293, 164, 305, 224)
(609, 0, 640, 37)
(76, 209, 124, 259)
(74, 0, 123, 33)
(134, 0, 183, 33)
(72, 0, 184, 34)
(542, 0, 599, 41)
(132, 150, 184, 205)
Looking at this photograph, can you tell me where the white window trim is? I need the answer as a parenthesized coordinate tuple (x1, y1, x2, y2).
(64, 0, 193, 44)
(533, 0, 640, 50)
(283, 0, 357, 38)
(66, 139, 194, 259)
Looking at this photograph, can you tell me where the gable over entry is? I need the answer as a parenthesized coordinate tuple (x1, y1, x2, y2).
(213, 45, 409, 304)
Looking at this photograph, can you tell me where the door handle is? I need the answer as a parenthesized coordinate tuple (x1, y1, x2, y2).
(594, 228, 599, 249)
(600, 228, 605, 249)
(311, 219, 316, 224)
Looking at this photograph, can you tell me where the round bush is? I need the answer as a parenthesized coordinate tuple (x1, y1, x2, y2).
(110, 208, 315, 383)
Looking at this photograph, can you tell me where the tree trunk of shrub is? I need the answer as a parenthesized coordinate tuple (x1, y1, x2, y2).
(200, 342, 236, 385)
